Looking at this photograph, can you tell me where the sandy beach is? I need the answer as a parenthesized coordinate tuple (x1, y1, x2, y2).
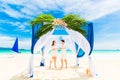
(0, 53, 120, 80)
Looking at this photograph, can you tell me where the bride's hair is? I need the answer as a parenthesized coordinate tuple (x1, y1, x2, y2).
(51, 40, 56, 46)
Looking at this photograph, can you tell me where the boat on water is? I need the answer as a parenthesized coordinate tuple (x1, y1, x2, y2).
(12, 37, 21, 53)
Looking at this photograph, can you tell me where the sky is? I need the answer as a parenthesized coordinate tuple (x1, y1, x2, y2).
(0, 0, 120, 50)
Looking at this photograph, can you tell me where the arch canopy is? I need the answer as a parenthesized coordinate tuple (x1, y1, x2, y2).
(33, 25, 90, 57)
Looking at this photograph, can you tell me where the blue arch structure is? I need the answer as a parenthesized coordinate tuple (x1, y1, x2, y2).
(31, 24, 43, 54)
(76, 22, 94, 57)
(31, 22, 94, 56)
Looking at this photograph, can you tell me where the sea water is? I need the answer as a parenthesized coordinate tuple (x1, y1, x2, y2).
(92, 50, 120, 54)
(0, 48, 120, 55)
(0, 48, 30, 54)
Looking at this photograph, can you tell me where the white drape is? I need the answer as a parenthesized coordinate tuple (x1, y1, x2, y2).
(65, 28, 91, 68)
(30, 27, 93, 77)
(28, 54, 34, 77)
(66, 28, 91, 55)
(33, 29, 54, 53)
(34, 28, 90, 56)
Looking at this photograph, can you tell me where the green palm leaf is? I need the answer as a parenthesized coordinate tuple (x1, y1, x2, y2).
(30, 14, 87, 38)
(30, 14, 54, 27)
(62, 14, 87, 36)
(35, 24, 54, 38)
(30, 14, 55, 38)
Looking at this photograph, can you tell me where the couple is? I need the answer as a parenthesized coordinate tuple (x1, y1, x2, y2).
(49, 40, 67, 69)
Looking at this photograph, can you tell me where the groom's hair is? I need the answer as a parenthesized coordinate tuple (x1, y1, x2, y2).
(61, 40, 65, 43)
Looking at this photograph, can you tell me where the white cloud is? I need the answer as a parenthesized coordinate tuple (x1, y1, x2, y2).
(1, 3, 24, 19)
(88, 0, 120, 20)
(94, 30, 120, 50)
(0, 20, 18, 31)
(32, 0, 120, 20)
(0, 2, 32, 19)
(1, 0, 28, 5)
(1, 0, 120, 50)
(20, 7, 36, 16)
(18, 24, 31, 33)
(0, 35, 31, 49)
(1, 0, 120, 20)
(0, 35, 14, 41)
(0, 20, 30, 32)
(19, 25, 25, 30)
(62, 0, 120, 20)
(94, 39, 120, 50)
(0, 20, 21, 26)
(0, 35, 15, 48)
(18, 22, 31, 32)
(9, 22, 21, 26)
(22, 29, 31, 32)
(19, 38, 31, 49)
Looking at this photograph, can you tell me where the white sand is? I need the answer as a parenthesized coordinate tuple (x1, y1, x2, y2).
(0, 54, 31, 80)
(92, 53, 120, 80)
(0, 53, 120, 80)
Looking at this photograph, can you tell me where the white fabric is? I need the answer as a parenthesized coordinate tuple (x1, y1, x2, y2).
(88, 56, 97, 76)
(31, 26, 92, 78)
(66, 28, 91, 55)
(34, 28, 90, 57)
(33, 29, 54, 53)
(28, 54, 34, 76)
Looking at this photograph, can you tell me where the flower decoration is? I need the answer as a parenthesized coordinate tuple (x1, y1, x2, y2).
(53, 19, 67, 27)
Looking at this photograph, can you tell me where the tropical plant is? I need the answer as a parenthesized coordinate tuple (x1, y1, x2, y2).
(30, 14, 87, 38)
(62, 14, 86, 36)
(30, 14, 54, 38)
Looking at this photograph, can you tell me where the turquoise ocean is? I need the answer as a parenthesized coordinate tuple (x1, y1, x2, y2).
(0, 48, 30, 54)
(0, 47, 120, 55)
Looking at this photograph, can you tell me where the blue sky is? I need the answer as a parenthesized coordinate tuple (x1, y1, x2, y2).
(0, 0, 120, 50)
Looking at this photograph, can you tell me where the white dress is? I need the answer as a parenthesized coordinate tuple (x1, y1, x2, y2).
(60, 44, 67, 59)
(51, 45, 58, 57)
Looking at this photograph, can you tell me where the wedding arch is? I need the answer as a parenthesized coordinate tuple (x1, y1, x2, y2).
(28, 14, 95, 77)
